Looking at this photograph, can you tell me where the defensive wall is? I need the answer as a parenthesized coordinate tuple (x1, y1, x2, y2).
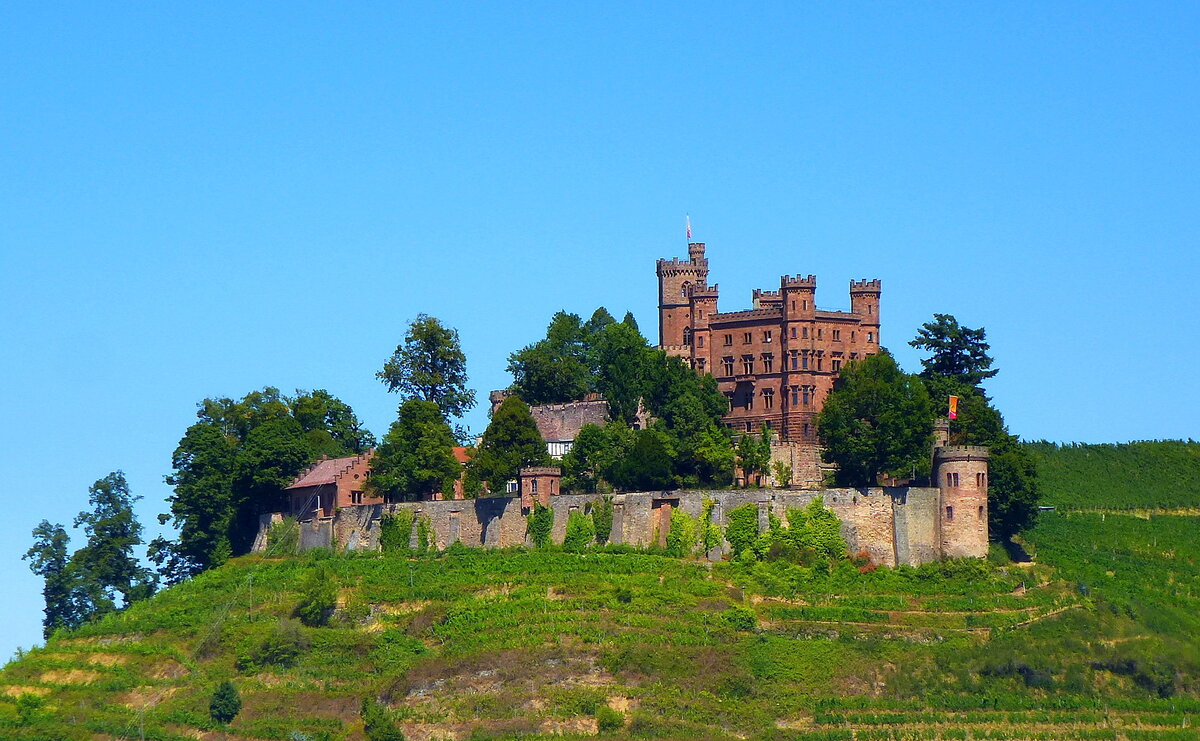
(261, 484, 968, 567)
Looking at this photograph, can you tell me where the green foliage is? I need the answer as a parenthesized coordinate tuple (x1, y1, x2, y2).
(909, 313, 998, 388)
(591, 496, 614, 544)
(596, 703, 624, 733)
(776, 497, 847, 561)
(725, 504, 760, 558)
(700, 498, 723, 554)
(295, 567, 337, 627)
(266, 516, 299, 555)
(561, 423, 633, 493)
(380, 511, 414, 554)
(361, 696, 406, 741)
(611, 428, 675, 491)
(23, 521, 84, 638)
(526, 504, 555, 548)
(471, 395, 549, 491)
(158, 387, 372, 580)
(371, 399, 462, 500)
(641, 351, 735, 488)
(416, 515, 434, 555)
(736, 424, 773, 485)
(817, 351, 934, 486)
(73, 471, 155, 610)
(208, 680, 241, 724)
(563, 511, 595, 553)
(236, 618, 309, 672)
(664, 508, 699, 558)
(723, 606, 757, 631)
(507, 311, 593, 405)
(1025, 439, 1200, 511)
(772, 460, 793, 488)
(377, 313, 476, 422)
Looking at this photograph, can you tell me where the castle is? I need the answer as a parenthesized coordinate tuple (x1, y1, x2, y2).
(255, 236, 990, 565)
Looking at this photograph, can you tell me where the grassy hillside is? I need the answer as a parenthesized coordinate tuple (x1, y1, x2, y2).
(1025, 440, 1200, 511)
(3, 512, 1199, 741)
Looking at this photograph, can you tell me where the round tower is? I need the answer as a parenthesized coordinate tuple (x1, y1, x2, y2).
(934, 445, 989, 559)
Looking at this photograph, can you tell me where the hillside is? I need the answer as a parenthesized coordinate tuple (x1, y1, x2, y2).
(3, 510, 1199, 740)
(1025, 440, 1200, 511)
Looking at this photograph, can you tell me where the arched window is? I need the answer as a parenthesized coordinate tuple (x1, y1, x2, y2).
(681, 281, 691, 298)
(682, 327, 692, 346)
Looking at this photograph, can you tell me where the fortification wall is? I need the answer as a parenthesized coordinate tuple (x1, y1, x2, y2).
(273, 486, 950, 566)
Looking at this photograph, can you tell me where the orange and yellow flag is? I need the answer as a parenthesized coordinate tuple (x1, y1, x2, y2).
(948, 395, 959, 420)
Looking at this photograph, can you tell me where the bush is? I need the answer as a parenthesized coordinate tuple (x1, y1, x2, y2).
(665, 507, 698, 557)
(380, 511, 414, 554)
(596, 704, 624, 733)
(236, 618, 309, 672)
(563, 510, 595, 552)
(723, 606, 757, 631)
(209, 680, 242, 724)
(416, 515, 435, 555)
(725, 504, 759, 557)
(266, 516, 299, 555)
(362, 697, 405, 741)
(295, 566, 337, 627)
(592, 496, 614, 544)
(527, 503, 554, 548)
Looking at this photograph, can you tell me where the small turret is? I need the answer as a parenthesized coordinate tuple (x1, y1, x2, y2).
(934, 446, 989, 559)
(688, 241, 706, 263)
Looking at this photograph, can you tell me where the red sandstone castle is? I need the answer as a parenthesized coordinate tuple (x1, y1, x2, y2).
(657, 241, 882, 484)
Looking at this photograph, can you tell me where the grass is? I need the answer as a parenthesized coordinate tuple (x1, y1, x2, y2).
(1025, 439, 1200, 511)
(1, 515, 1198, 739)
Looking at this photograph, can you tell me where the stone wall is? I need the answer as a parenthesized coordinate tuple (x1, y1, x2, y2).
(267, 485, 955, 566)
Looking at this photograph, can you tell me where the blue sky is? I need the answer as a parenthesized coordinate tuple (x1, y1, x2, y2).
(1, 2, 1197, 660)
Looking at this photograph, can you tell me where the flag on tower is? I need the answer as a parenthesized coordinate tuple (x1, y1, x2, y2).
(686, 215, 692, 240)
(948, 395, 959, 420)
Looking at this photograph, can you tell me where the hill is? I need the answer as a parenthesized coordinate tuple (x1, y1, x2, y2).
(3, 509, 1199, 740)
(1025, 440, 1200, 511)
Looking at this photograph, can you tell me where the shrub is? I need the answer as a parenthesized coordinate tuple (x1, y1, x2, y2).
(725, 504, 759, 557)
(527, 503, 554, 548)
(236, 618, 309, 672)
(563, 510, 595, 552)
(700, 498, 723, 555)
(592, 496, 614, 544)
(266, 516, 299, 555)
(416, 515, 435, 555)
(596, 704, 624, 733)
(723, 606, 757, 631)
(665, 507, 698, 557)
(295, 566, 337, 627)
(380, 511, 414, 554)
(362, 697, 405, 741)
(209, 680, 242, 724)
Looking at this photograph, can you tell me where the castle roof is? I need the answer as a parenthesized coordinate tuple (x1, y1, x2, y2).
(286, 452, 373, 489)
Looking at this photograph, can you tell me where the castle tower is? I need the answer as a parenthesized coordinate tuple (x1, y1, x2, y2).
(850, 279, 882, 344)
(934, 446, 989, 559)
(656, 242, 709, 348)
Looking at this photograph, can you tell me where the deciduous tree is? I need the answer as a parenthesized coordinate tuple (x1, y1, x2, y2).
(470, 395, 549, 492)
(378, 314, 476, 421)
(370, 399, 461, 500)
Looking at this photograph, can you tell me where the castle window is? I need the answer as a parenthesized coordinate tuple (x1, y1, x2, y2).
(697, 335, 704, 348)
(802, 327, 809, 339)
(790, 350, 798, 370)
(791, 386, 799, 405)
(803, 300, 808, 310)
(682, 328, 692, 346)
(532, 479, 538, 494)
(351, 491, 363, 504)
(697, 357, 706, 371)
(850, 352, 858, 360)
(832, 329, 841, 341)
(817, 357, 823, 371)
(742, 356, 754, 375)
(745, 421, 753, 432)
(802, 386, 811, 406)
(743, 331, 752, 344)
(725, 393, 734, 411)
(867, 332, 874, 343)
(945, 472, 960, 487)
(681, 282, 690, 298)
(851, 331, 856, 342)
(762, 354, 774, 373)
(724, 334, 733, 346)
(763, 389, 774, 409)
(945, 505, 954, 520)
(802, 352, 809, 370)
(790, 327, 797, 339)
(791, 300, 796, 310)
(723, 357, 735, 376)
(832, 359, 841, 372)
(803, 422, 810, 439)
(817, 328, 823, 340)
(763, 330, 772, 343)
(978, 506, 984, 518)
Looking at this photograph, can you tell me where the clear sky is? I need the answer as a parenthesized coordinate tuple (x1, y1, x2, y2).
(1, 2, 1197, 660)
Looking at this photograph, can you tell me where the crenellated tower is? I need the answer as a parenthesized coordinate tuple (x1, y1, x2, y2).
(656, 242, 710, 348)
(934, 445, 990, 559)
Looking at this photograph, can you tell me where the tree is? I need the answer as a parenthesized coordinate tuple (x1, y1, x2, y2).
(361, 697, 406, 741)
(295, 566, 337, 627)
(507, 311, 592, 405)
(591, 321, 651, 425)
(640, 350, 734, 487)
(157, 387, 374, 582)
(24, 521, 85, 638)
(736, 424, 773, 486)
(610, 429, 675, 491)
(560, 422, 633, 493)
(72, 472, 155, 610)
(910, 314, 1042, 540)
(817, 351, 935, 487)
(378, 314, 475, 420)
(470, 395, 549, 491)
(370, 399, 461, 500)
(209, 680, 242, 724)
(909, 314, 998, 390)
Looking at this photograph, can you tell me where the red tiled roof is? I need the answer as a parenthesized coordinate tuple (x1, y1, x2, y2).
(286, 456, 359, 489)
(452, 446, 470, 464)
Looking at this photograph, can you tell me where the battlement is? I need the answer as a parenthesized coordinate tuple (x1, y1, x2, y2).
(782, 274, 817, 288)
(687, 283, 719, 299)
(710, 307, 784, 322)
(934, 445, 990, 463)
(752, 289, 782, 306)
(850, 279, 882, 293)
(657, 257, 708, 274)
